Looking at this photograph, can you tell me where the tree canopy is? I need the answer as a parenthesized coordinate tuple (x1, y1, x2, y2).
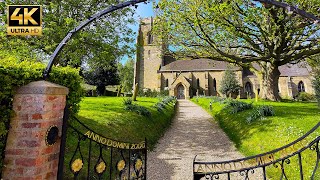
(154, 0, 320, 101)
(118, 58, 135, 93)
(0, 0, 137, 68)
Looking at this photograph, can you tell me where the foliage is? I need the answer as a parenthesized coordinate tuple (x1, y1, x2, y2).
(123, 98, 151, 117)
(192, 97, 319, 178)
(154, 0, 320, 101)
(154, 96, 177, 112)
(246, 105, 275, 123)
(118, 59, 135, 93)
(0, 0, 137, 67)
(219, 68, 240, 98)
(296, 92, 316, 102)
(138, 89, 169, 97)
(313, 71, 320, 107)
(0, 57, 83, 173)
(82, 63, 119, 96)
(223, 99, 253, 114)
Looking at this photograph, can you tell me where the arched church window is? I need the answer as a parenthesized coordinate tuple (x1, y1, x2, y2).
(165, 79, 169, 87)
(147, 32, 153, 44)
(298, 81, 305, 92)
(245, 82, 252, 93)
(213, 78, 217, 91)
(197, 78, 200, 88)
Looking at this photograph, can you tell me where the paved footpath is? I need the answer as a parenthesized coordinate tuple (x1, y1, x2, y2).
(147, 100, 245, 180)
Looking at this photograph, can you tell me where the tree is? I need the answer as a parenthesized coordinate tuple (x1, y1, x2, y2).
(83, 61, 119, 96)
(0, 0, 136, 67)
(154, 0, 320, 101)
(219, 67, 240, 98)
(308, 55, 320, 107)
(118, 58, 135, 93)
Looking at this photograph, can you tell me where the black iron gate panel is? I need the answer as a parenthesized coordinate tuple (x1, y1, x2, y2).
(59, 112, 147, 180)
(193, 122, 320, 180)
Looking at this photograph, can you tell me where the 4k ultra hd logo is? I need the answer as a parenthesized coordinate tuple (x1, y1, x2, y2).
(7, 5, 42, 36)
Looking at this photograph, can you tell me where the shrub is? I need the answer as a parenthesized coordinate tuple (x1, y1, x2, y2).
(153, 96, 177, 112)
(296, 92, 316, 102)
(138, 89, 169, 97)
(0, 58, 83, 173)
(123, 98, 151, 117)
(246, 105, 275, 123)
(219, 68, 240, 97)
(223, 99, 253, 114)
(123, 98, 132, 106)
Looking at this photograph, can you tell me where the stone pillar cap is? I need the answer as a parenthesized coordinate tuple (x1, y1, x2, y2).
(16, 80, 69, 95)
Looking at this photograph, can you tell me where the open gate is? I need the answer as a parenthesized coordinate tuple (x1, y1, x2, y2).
(193, 122, 320, 180)
(58, 108, 147, 179)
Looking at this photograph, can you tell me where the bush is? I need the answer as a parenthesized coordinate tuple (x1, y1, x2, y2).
(223, 99, 253, 114)
(296, 92, 316, 102)
(0, 58, 83, 173)
(219, 68, 240, 97)
(138, 89, 169, 97)
(246, 105, 275, 123)
(153, 96, 177, 112)
(123, 98, 151, 117)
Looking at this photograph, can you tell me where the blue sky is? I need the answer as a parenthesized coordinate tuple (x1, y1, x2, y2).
(120, 1, 155, 64)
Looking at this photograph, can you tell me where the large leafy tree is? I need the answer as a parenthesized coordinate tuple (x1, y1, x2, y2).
(83, 60, 119, 96)
(0, 0, 136, 68)
(118, 58, 135, 93)
(154, 0, 320, 101)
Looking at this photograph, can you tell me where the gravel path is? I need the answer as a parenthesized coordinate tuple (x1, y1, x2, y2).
(147, 100, 245, 180)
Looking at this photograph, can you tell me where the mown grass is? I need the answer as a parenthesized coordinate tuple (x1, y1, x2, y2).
(192, 97, 320, 179)
(64, 97, 176, 179)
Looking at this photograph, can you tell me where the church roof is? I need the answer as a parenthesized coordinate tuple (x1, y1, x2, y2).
(160, 58, 240, 72)
(278, 62, 311, 76)
(160, 58, 311, 77)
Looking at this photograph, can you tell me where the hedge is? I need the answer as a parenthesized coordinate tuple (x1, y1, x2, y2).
(0, 57, 84, 172)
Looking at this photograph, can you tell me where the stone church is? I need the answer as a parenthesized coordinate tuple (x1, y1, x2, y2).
(134, 18, 314, 99)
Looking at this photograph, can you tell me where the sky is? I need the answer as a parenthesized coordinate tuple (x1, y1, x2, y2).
(120, 1, 155, 64)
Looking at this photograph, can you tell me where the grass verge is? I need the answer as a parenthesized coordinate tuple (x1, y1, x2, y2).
(192, 97, 320, 179)
(64, 97, 176, 178)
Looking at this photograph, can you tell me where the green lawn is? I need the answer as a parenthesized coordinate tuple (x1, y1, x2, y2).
(192, 97, 320, 179)
(64, 96, 176, 178)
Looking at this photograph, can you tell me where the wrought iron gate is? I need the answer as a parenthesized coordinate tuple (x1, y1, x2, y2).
(193, 122, 320, 180)
(58, 108, 147, 179)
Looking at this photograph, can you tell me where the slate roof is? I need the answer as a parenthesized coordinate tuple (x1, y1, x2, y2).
(160, 58, 240, 71)
(159, 58, 311, 77)
(278, 62, 311, 76)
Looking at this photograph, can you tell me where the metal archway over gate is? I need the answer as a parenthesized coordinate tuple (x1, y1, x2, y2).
(42, 0, 320, 179)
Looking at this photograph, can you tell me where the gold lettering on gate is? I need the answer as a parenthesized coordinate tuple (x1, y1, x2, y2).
(83, 131, 145, 150)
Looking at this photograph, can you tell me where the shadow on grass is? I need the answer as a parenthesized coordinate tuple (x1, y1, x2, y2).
(215, 111, 275, 149)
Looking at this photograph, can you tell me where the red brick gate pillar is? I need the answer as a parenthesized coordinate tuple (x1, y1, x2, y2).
(2, 81, 69, 180)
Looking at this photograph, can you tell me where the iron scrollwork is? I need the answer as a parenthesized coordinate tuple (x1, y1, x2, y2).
(193, 122, 320, 180)
(62, 116, 147, 179)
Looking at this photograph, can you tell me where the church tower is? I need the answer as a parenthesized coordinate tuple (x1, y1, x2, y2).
(134, 17, 164, 91)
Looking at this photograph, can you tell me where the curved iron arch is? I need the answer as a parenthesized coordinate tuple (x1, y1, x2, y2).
(43, 0, 148, 79)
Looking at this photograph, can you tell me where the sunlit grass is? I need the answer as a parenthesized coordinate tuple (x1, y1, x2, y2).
(192, 97, 320, 179)
(64, 96, 176, 179)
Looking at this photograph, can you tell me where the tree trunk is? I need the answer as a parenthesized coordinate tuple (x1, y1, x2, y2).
(132, 83, 138, 101)
(117, 85, 122, 97)
(259, 63, 281, 101)
(96, 85, 105, 96)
